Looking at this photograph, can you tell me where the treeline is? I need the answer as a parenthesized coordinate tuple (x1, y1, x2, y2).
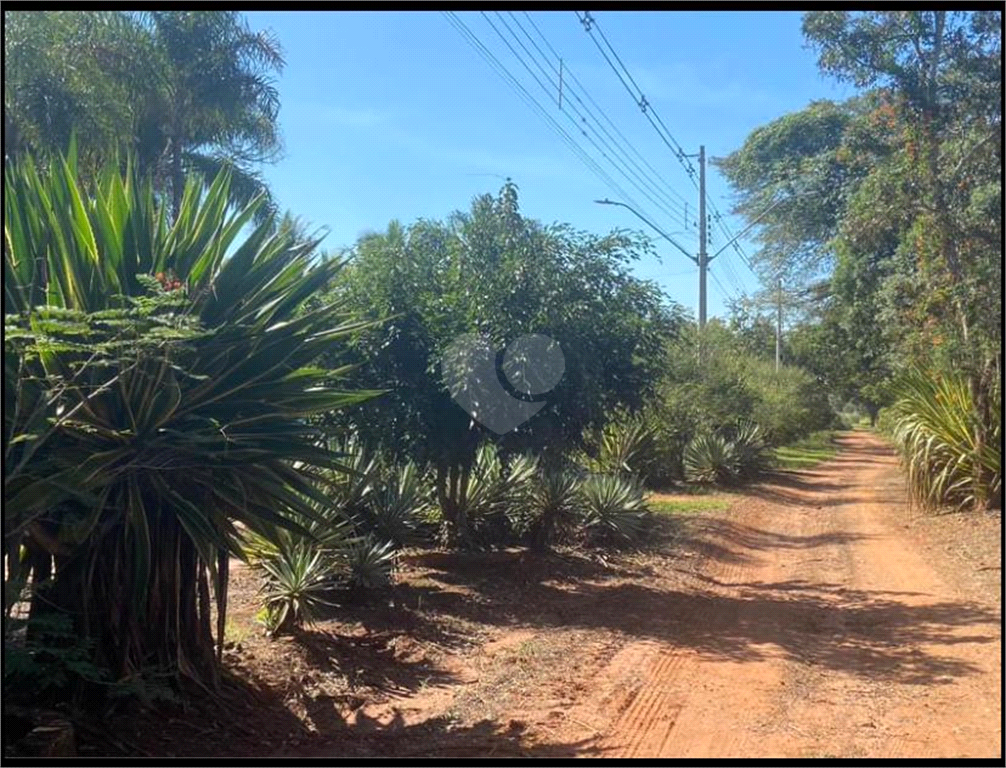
(717, 10, 1001, 511)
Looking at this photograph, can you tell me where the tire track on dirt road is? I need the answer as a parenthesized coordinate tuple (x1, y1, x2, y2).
(581, 431, 1001, 759)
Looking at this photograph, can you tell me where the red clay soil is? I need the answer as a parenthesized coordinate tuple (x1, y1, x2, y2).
(81, 430, 1001, 760)
(565, 430, 1002, 759)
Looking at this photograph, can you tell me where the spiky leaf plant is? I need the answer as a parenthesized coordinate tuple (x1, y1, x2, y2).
(339, 535, 397, 591)
(885, 368, 1001, 511)
(577, 413, 658, 480)
(256, 537, 341, 637)
(466, 446, 537, 549)
(577, 474, 651, 544)
(683, 433, 738, 486)
(357, 461, 435, 548)
(727, 419, 773, 481)
(521, 470, 584, 549)
(3, 153, 378, 690)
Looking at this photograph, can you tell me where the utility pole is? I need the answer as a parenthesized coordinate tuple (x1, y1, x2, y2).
(697, 145, 708, 328)
(598, 145, 800, 331)
(775, 276, 783, 373)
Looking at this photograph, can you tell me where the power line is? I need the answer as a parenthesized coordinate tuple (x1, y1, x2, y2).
(518, 11, 696, 226)
(711, 205, 757, 275)
(708, 267, 738, 306)
(503, 11, 691, 225)
(483, 11, 679, 228)
(579, 10, 765, 289)
(442, 12, 647, 220)
(720, 251, 748, 296)
(578, 11, 697, 182)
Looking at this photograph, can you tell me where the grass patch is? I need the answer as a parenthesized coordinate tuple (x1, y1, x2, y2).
(773, 430, 839, 470)
(648, 497, 732, 516)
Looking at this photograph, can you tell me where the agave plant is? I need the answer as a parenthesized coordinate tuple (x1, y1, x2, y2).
(522, 470, 584, 549)
(324, 436, 380, 519)
(469, 447, 537, 549)
(438, 444, 537, 549)
(256, 537, 341, 637)
(577, 414, 657, 480)
(357, 461, 435, 548)
(886, 368, 1001, 511)
(338, 535, 397, 591)
(727, 419, 772, 481)
(683, 433, 738, 486)
(3, 153, 378, 688)
(577, 474, 651, 544)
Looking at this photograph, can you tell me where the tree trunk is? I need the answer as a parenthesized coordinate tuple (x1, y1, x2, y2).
(171, 133, 184, 222)
(215, 548, 229, 664)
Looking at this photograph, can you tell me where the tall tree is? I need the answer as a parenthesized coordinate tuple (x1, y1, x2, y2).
(3, 11, 137, 173)
(325, 183, 683, 545)
(3, 11, 286, 219)
(4, 156, 373, 689)
(130, 11, 285, 219)
(802, 10, 1001, 366)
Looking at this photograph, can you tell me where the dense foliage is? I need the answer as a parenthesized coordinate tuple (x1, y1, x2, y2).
(5, 10, 999, 739)
(4, 156, 373, 691)
(4, 10, 284, 217)
(324, 182, 684, 546)
(717, 10, 1001, 509)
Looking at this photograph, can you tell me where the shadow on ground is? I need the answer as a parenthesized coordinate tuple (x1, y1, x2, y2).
(79, 431, 997, 758)
(77, 661, 601, 759)
(372, 546, 998, 688)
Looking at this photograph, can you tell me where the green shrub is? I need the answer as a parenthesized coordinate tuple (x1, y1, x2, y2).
(521, 470, 585, 548)
(884, 368, 1001, 511)
(3, 155, 376, 687)
(4, 611, 108, 704)
(341, 536, 396, 591)
(726, 419, 773, 480)
(255, 537, 341, 636)
(683, 420, 774, 487)
(683, 433, 738, 486)
(578, 413, 658, 481)
(354, 461, 435, 548)
(743, 358, 835, 445)
(438, 445, 537, 550)
(577, 474, 651, 544)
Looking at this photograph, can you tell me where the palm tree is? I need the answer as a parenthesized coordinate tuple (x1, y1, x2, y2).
(2, 11, 136, 171)
(4, 11, 286, 220)
(129, 11, 285, 220)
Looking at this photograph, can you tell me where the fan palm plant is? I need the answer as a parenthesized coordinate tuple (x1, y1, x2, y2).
(728, 419, 773, 481)
(129, 11, 285, 219)
(4, 152, 378, 689)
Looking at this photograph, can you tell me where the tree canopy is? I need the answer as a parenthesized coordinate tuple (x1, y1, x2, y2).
(3, 10, 285, 218)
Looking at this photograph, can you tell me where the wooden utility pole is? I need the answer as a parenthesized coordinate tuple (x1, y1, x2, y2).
(698, 145, 708, 328)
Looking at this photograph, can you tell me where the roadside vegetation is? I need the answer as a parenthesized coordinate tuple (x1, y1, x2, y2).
(773, 431, 840, 470)
(3, 8, 1000, 758)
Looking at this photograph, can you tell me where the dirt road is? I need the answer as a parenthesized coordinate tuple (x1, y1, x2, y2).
(104, 431, 1001, 760)
(561, 430, 1001, 759)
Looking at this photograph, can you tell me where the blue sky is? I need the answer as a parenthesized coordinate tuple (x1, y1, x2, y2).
(245, 10, 856, 320)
